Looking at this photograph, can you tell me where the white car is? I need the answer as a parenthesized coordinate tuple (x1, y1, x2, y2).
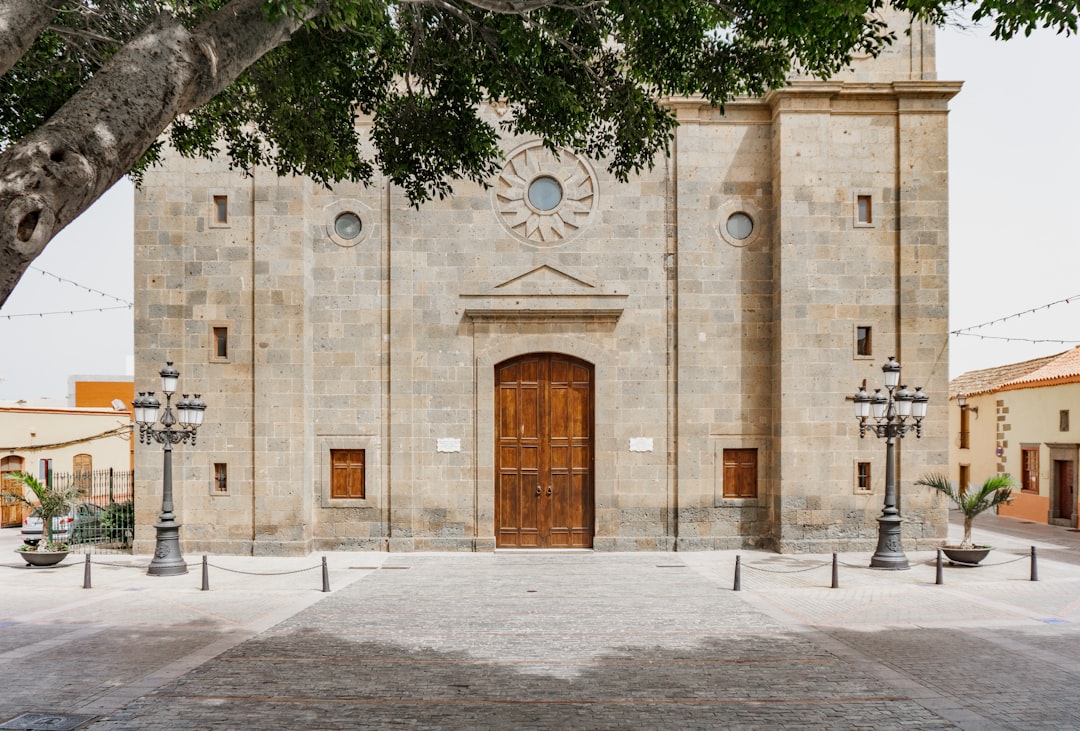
(20, 503, 106, 546)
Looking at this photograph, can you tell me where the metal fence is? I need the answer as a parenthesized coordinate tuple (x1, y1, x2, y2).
(51, 468, 135, 555)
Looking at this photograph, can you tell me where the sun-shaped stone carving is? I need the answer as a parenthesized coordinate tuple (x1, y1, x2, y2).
(494, 142, 597, 246)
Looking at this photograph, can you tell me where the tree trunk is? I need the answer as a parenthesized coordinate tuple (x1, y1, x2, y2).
(0, 0, 314, 306)
(961, 515, 973, 549)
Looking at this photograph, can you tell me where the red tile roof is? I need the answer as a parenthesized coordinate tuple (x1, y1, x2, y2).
(950, 346, 1080, 397)
(999, 345, 1080, 391)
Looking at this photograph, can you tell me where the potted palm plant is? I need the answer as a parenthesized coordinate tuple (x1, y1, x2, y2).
(1, 471, 83, 567)
(916, 472, 1016, 566)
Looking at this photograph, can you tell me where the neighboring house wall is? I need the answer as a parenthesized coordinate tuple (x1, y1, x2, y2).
(0, 405, 134, 526)
(72, 378, 136, 471)
(950, 348, 1080, 527)
(995, 382, 1080, 524)
(133, 13, 954, 556)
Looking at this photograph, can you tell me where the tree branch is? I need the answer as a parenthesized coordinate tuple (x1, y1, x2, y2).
(0, 1, 66, 77)
(0, 0, 316, 306)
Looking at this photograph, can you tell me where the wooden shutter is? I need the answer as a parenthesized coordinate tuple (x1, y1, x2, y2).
(723, 448, 758, 499)
(330, 449, 365, 499)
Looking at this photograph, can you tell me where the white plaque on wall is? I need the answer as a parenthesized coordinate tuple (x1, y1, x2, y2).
(629, 437, 653, 452)
(436, 438, 462, 453)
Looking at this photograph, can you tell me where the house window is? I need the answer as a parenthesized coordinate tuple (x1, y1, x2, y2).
(856, 462, 871, 491)
(959, 464, 971, 494)
(212, 326, 229, 361)
(330, 449, 365, 499)
(213, 463, 228, 494)
(213, 195, 228, 225)
(856, 326, 872, 357)
(959, 406, 970, 450)
(722, 448, 758, 499)
(73, 454, 92, 492)
(1061, 410, 1070, 432)
(1021, 447, 1039, 493)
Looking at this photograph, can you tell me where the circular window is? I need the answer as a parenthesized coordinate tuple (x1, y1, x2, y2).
(527, 176, 563, 212)
(725, 212, 754, 240)
(334, 211, 363, 240)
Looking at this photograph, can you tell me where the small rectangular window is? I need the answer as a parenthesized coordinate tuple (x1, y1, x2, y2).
(856, 462, 871, 491)
(213, 463, 228, 493)
(856, 195, 872, 224)
(959, 406, 970, 450)
(722, 448, 758, 499)
(856, 326, 872, 357)
(213, 195, 228, 225)
(1021, 447, 1039, 493)
(1061, 410, 1070, 432)
(213, 326, 228, 360)
(959, 464, 970, 494)
(331, 449, 365, 499)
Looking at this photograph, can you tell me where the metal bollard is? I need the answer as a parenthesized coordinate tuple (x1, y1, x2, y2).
(321, 556, 330, 593)
(1030, 546, 1039, 582)
(831, 552, 839, 589)
(201, 555, 209, 591)
(733, 555, 741, 592)
(83, 553, 92, 589)
(935, 549, 944, 585)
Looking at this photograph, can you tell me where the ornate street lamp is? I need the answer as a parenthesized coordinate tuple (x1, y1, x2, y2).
(133, 362, 206, 576)
(852, 356, 928, 570)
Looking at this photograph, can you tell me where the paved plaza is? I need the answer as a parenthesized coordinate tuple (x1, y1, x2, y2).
(3, 514, 1080, 730)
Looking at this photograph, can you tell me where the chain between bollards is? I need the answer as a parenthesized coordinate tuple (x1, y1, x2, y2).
(936, 549, 944, 585)
(82, 553, 92, 589)
(733, 555, 741, 591)
(201, 555, 210, 591)
(321, 556, 331, 592)
(1030, 545, 1039, 582)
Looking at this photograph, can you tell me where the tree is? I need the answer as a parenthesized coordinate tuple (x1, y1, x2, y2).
(1, 470, 83, 549)
(1, 0, 1077, 306)
(916, 473, 1017, 548)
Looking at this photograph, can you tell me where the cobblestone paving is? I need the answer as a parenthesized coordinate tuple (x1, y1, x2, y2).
(89, 555, 961, 730)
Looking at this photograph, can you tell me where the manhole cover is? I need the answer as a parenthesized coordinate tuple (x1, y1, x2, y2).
(0, 713, 97, 730)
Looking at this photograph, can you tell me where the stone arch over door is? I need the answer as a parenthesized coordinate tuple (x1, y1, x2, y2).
(495, 353, 595, 548)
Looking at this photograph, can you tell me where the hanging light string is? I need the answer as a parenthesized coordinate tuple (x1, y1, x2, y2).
(2, 304, 133, 320)
(950, 293, 1080, 345)
(28, 266, 133, 307)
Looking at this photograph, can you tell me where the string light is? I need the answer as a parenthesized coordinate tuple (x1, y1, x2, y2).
(951, 293, 1079, 336)
(3, 304, 132, 320)
(951, 332, 1080, 345)
(28, 266, 133, 307)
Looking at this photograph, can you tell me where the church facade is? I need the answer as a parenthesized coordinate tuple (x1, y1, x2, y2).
(133, 17, 958, 555)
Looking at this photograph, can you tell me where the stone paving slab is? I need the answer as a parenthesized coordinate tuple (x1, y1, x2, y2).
(3, 516, 1080, 729)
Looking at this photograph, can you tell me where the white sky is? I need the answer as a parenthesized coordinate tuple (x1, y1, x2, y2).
(0, 20, 1077, 401)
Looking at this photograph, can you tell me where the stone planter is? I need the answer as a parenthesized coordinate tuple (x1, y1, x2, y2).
(941, 546, 991, 566)
(16, 548, 70, 567)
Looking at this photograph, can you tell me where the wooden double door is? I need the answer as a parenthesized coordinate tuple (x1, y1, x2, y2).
(496, 354, 594, 548)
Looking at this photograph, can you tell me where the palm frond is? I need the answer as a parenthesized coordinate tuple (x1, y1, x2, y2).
(916, 472, 1016, 520)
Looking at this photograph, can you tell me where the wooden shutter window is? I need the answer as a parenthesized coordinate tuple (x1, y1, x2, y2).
(723, 448, 758, 499)
(330, 449, 365, 499)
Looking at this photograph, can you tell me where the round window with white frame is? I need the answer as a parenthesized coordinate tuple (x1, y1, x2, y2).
(716, 201, 764, 248)
(324, 200, 372, 248)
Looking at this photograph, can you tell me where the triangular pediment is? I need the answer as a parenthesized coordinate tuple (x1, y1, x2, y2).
(492, 265, 596, 295)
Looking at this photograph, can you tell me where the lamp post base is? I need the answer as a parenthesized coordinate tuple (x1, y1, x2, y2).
(869, 514, 909, 570)
(147, 520, 188, 576)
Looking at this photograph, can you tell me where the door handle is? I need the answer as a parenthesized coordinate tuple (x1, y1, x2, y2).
(535, 486, 541, 496)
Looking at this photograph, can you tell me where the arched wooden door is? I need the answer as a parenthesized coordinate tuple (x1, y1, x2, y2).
(496, 353, 594, 548)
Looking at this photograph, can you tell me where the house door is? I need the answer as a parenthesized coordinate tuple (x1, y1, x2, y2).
(1, 456, 25, 528)
(496, 353, 594, 548)
(1055, 460, 1075, 521)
